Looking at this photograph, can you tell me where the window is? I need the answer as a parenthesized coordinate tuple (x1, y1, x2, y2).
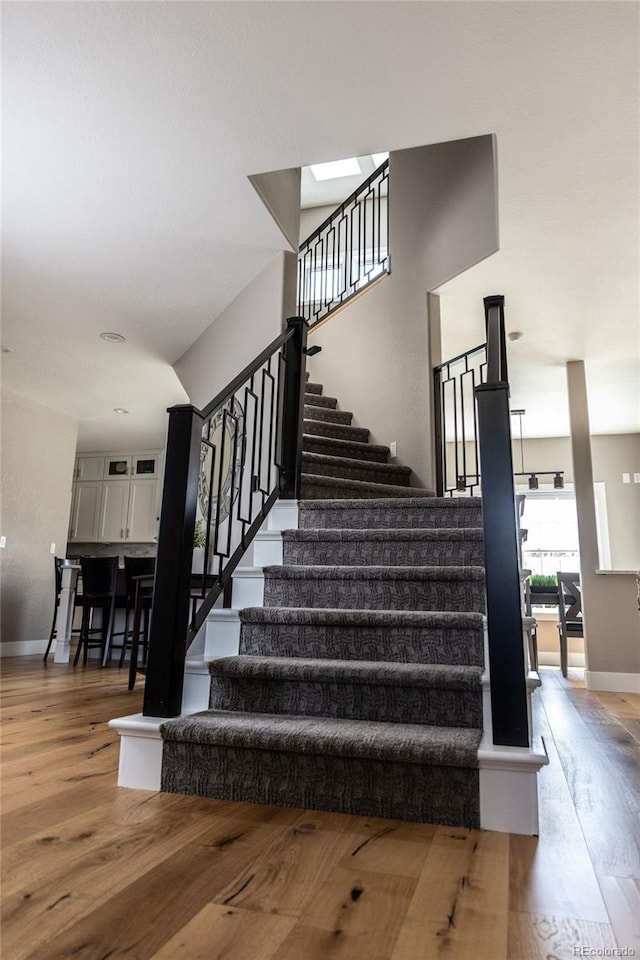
(520, 492, 579, 577)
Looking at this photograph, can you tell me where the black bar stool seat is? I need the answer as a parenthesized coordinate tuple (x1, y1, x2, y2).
(73, 557, 119, 667)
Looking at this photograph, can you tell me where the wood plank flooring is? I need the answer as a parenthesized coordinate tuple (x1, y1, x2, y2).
(1, 657, 639, 960)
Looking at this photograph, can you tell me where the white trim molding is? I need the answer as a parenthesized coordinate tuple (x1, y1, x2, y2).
(585, 671, 640, 694)
(478, 733, 549, 835)
(1, 639, 48, 657)
(108, 713, 163, 790)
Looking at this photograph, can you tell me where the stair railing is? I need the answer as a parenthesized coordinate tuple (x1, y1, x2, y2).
(433, 343, 487, 496)
(475, 295, 529, 747)
(143, 316, 309, 718)
(298, 159, 389, 329)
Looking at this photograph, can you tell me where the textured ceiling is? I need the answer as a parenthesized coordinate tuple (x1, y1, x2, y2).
(2, 1, 638, 448)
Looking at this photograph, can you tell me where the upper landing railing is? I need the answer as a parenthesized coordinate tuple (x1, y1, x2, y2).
(298, 159, 389, 329)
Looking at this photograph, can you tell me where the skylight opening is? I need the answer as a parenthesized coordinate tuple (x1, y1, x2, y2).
(310, 158, 362, 182)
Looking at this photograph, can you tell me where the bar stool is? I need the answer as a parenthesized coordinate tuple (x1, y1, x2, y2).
(73, 557, 119, 666)
(44, 557, 83, 663)
(119, 557, 155, 671)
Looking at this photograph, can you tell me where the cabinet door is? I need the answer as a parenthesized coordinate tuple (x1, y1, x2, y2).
(69, 482, 102, 541)
(132, 453, 161, 479)
(104, 455, 132, 480)
(98, 482, 129, 542)
(75, 457, 104, 482)
(126, 479, 158, 542)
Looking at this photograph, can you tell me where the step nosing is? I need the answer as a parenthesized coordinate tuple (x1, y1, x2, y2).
(263, 564, 486, 580)
(210, 655, 483, 688)
(239, 607, 485, 627)
(302, 452, 410, 472)
(161, 711, 482, 768)
(282, 528, 484, 541)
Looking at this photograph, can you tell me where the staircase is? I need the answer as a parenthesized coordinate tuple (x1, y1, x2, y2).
(160, 379, 489, 828)
(300, 381, 436, 499)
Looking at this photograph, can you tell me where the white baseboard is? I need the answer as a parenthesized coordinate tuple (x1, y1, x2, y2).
(1, 639, 48, 657)
(478, 734, 549, 835)
(585, 671, 640, 694)
(108, 713, 163, 790)
(538, 650, 586, 668)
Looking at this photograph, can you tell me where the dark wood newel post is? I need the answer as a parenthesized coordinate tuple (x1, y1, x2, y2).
(143, 404, 203, 718)
(280, 316, 309, 499)
(476, 294, 529, 747)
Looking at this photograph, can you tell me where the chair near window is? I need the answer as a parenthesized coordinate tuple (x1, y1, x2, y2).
(73, 557, 119, 666)
(556, 571, 583, 678)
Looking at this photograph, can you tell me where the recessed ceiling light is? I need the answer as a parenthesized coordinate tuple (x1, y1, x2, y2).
(0, 346, 14, 354)
(371, 152, 388, 167)
(310, 158, 361, 182)
(100, 332, 126, 343)
(113, 408, 129, 415)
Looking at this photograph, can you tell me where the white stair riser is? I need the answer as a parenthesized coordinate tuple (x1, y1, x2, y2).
(231, 568, 264, 608)
(204, 611, 241, 660)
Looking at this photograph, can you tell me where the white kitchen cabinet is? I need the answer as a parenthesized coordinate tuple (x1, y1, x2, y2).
(69, 482, 102, 541)
(98, 481, 130, 542)
(74, 456, 105, 482)
(103, 451, 161, 481)
(104, 455, 132, 480)
(126, 478, 159, 542)
(131, 453, 161, 479)
(68, 449, 162, 543)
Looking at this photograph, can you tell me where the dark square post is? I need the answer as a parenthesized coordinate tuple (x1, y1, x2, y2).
(280, 316, 309, 499)
(143, 404, 203, 718)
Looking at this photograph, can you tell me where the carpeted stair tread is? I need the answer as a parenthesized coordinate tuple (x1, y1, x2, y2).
(160, 710, 482, 768)
(281, 527, 484, 565)
(209, 655, 483, 689)
(302, 434, 390, 463)
(264, 564, 485, 581)
(263, 564, 486, 612)
(304, 393, 338, 409)
(238, 607, 485, 665)
(305, 382, 323, 395)
(207, 656, 483, 727)
(239, 607, 485, 630)
(304, 405, 353, 425)
(298, 497, 479, 525)
(283, 528, 483, 542)
(302, 452, 411, 485)
(301, 475, 434, 499)
(303, 420, 369, 442)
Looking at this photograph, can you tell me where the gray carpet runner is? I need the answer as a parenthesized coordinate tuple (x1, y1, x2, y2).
(161, 378, 486, 827)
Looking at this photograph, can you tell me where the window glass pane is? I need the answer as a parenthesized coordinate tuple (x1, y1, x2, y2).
(521, 494, 579, 577)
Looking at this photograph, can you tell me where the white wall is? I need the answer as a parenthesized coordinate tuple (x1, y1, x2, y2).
(511, 434, 640, 570)
(250, 167, 301, 252)
(1, 387, 78, 653)
(174, 252, 296, 409)
(306, 135, 498, 488)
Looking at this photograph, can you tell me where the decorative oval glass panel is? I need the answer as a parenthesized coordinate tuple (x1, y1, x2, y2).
(198, 397, 244, 525)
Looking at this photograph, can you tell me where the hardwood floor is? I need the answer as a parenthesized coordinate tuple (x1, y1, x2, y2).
(1, 657, 639, 960)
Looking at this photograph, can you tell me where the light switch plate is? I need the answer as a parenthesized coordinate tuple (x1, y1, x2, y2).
(634, 473, 640, 484)
(0, 536, 6, 548)
(50, 542, 56, 554)
(389, 441, 397, 459)
(622, 473, 631, 483)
